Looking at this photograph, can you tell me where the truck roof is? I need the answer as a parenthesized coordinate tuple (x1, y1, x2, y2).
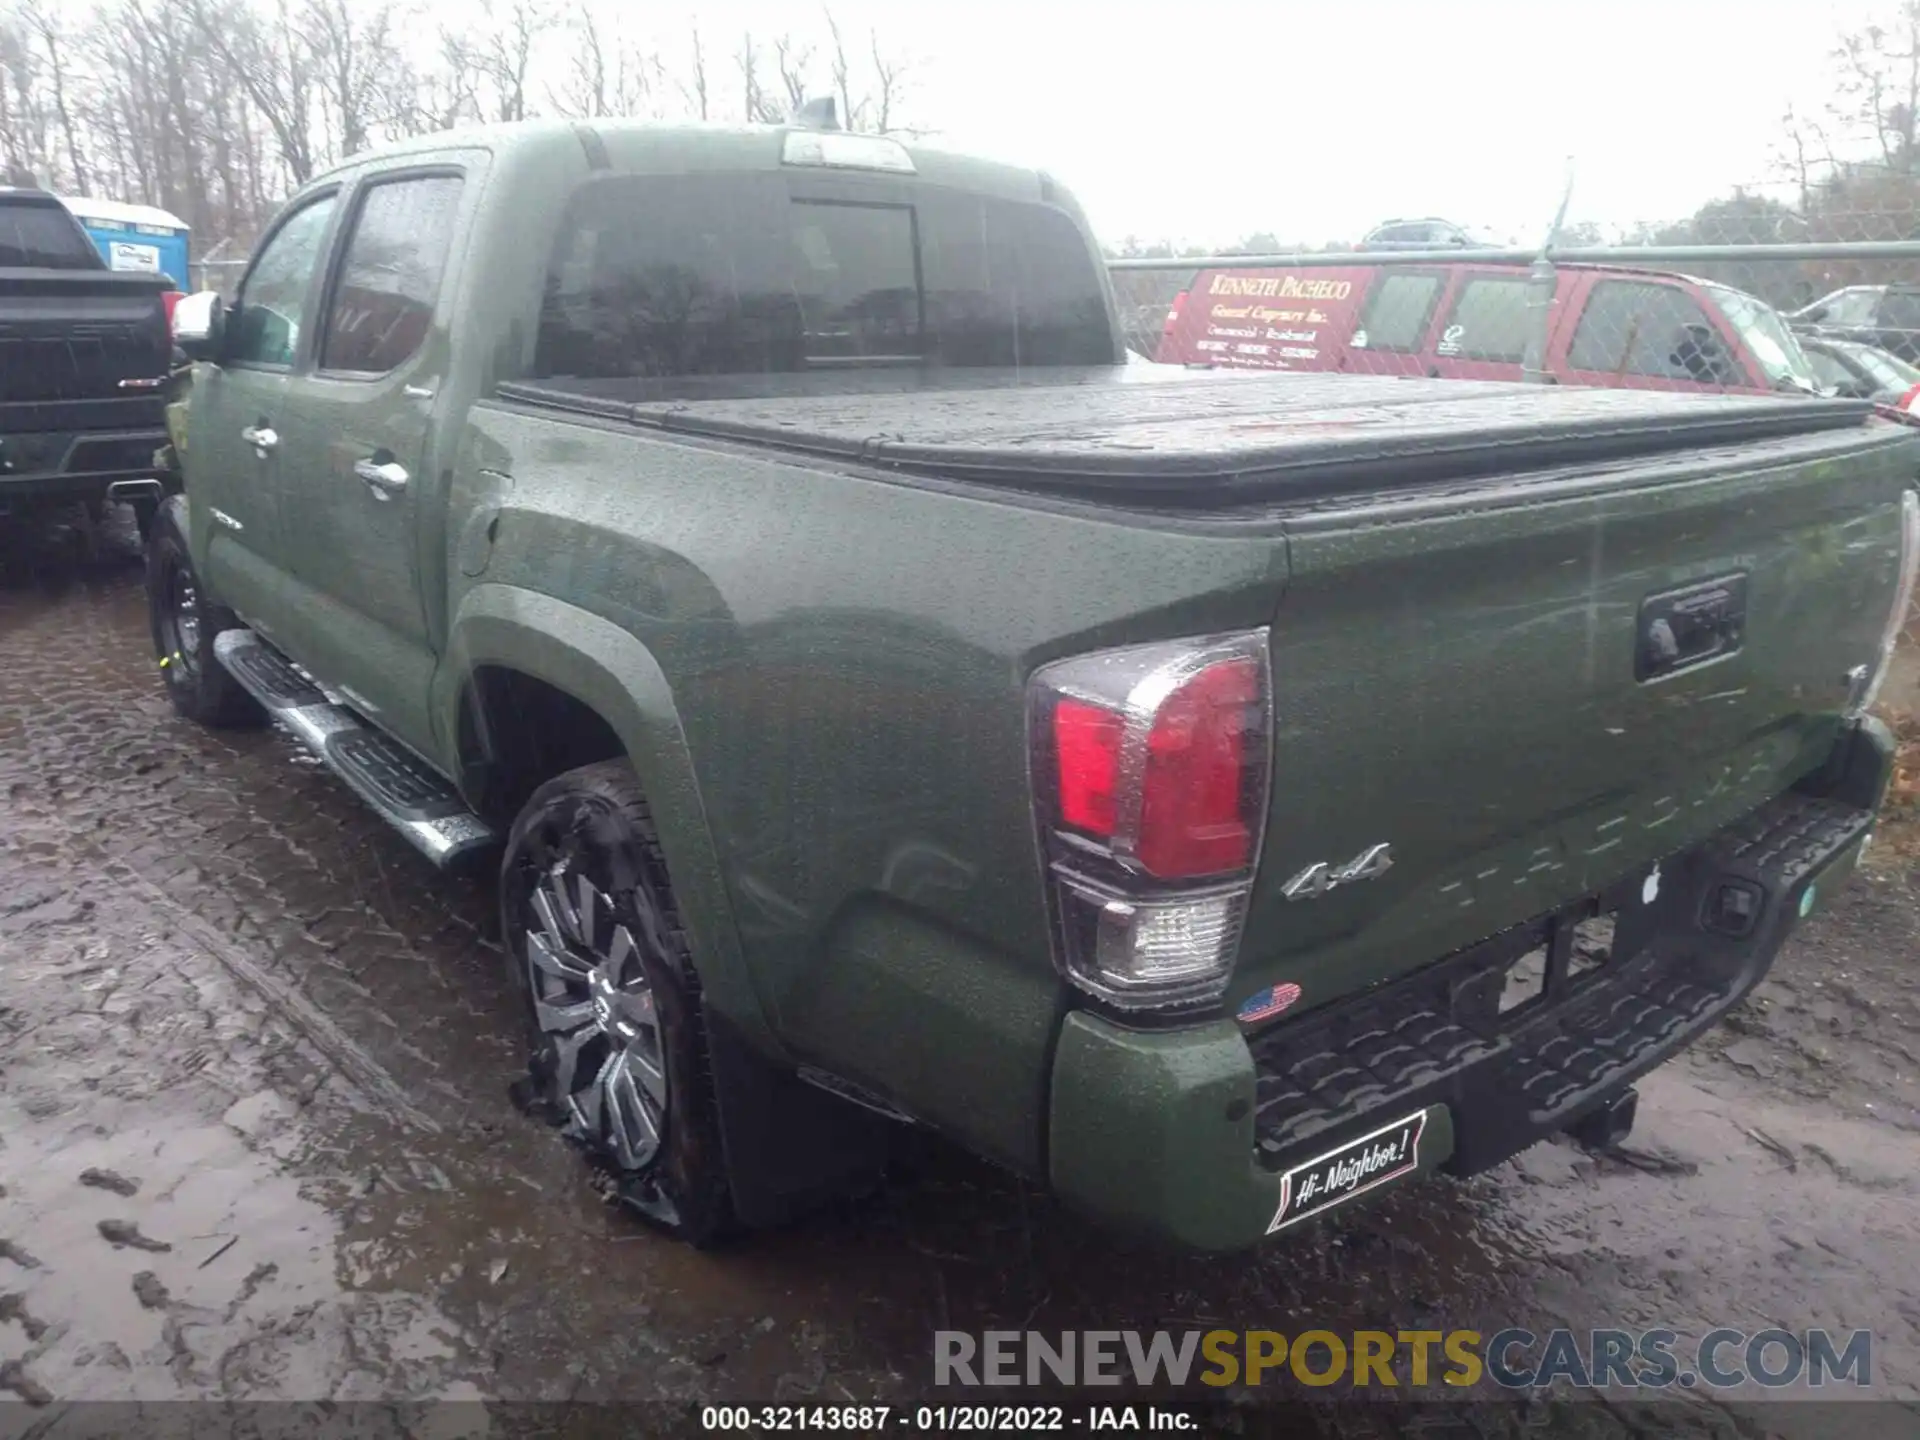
(308, 118, 1059, 206)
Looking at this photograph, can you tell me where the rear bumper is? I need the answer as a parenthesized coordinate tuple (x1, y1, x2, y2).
(1047, 717, 1892, 1251)
(0, 428, 169, 508)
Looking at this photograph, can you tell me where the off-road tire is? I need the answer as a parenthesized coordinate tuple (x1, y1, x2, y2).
(501, 759, 735, 1247)
(145, 500, 265, 729)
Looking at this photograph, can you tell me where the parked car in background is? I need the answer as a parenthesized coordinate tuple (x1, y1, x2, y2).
(1801, 335, 1920, 409)
(0, 186, 174, 530)
(1358, 217, 1490, 250)
(1787, 284, 1920, 365)
(1156, 260, 1822, 398)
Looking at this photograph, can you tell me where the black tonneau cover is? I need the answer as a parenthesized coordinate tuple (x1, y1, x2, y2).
(498, 369, 1876, 502)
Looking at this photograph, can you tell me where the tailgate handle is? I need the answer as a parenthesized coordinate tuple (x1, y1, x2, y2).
(1635, 573, 1748, 681)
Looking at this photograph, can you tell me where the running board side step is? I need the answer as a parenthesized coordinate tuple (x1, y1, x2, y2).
(213, 628, 496, 869)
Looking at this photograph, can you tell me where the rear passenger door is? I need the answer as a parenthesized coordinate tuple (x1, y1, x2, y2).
(272, 168, 468, 757)
(1559, 278, 1752, 394)
(1424, 272, 1535, 383)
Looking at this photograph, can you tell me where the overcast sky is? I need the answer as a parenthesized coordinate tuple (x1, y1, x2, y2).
(649, 0, 1888, 248)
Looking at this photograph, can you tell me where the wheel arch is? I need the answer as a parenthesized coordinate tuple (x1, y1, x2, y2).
(442, 583, 775, 1050)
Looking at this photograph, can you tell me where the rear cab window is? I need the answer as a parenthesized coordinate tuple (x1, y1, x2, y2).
(532, 172, 1118, 387)
(0, 197, 104, 269)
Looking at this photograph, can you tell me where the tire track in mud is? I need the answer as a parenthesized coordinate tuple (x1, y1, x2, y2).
(113, 866, 442, 1137)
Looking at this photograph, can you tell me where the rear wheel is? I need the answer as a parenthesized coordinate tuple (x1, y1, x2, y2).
(500, 760, 734, 1246)
(145, 502, 264, 728)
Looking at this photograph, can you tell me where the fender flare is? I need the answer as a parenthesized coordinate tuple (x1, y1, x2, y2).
(440, 583, 777, 1052)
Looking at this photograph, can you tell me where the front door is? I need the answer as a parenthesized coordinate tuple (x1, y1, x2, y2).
(186, 193, 339, 627)
(272, 171, 467, 758)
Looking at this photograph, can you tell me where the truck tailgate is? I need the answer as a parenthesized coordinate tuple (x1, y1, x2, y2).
(1236, 417, 1916, 1018)
(0, 268, 171, 407)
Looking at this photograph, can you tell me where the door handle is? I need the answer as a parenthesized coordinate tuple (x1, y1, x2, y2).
(354, 457, 409, 499)
(240, 425, 278, 452)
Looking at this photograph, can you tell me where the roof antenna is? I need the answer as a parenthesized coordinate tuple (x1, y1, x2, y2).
(790, 96, 841, 131)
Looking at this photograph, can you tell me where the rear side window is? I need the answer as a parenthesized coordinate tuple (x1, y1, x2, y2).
(1436, 277, 1532, 362)
(1822, 288, 1879, 327)
(532, 174, 1116, 381)
(320, 175, 463, 374)
(1355, 272, 1442, 351)
(1567, 281, 1742, 385)
(0, 200, 101, 269)
(1877, 290, 1920, 328)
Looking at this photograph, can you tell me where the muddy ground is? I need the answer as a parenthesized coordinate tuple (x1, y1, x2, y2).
(3, 511, 1919, 1438)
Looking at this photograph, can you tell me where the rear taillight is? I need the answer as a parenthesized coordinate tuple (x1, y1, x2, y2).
(1029, 630, 1270, 1011)
(162, 290, 184, 332)
(1900, 382, 1920, 415)
(1856, 489, 1920, 714)
(1159, 291, 1188, 346)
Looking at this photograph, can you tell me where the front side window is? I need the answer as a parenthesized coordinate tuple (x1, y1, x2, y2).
(1436, 276, 1533, 362)
(532, 173, 1115, 384)
(321, 175, 463, 374)
(1566, 280, 1745, 387)
(229, 196, 339, 368)
(1705, 285, 1818, 392)
(1806, 348, 1857, 392)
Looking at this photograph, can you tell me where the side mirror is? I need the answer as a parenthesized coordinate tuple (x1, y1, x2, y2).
(1802, 307, 1829, 325)
(172, 291, 227, 363)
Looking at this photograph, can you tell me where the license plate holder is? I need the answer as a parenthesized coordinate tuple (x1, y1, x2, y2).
(1267, 1109, 1428, 1233)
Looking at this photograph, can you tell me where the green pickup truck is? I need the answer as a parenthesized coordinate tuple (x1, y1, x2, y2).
(150, 117, 1919, 1250)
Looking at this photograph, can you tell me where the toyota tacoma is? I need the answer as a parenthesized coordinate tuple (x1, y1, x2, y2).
(148, 118, 1918, 1249)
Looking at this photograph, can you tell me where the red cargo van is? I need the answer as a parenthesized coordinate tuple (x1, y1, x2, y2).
(1155, 261, 1820, 397)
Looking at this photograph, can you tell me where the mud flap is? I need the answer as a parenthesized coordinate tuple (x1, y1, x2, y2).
(704, 1011, 894, 1229)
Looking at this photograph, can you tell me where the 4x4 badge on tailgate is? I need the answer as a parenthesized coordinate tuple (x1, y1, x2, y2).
(1281, 843, 1394, 901)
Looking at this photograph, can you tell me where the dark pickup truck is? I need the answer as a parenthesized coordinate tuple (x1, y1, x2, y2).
(0, 188, 173, 525)
(149, 119, 1918, 1250)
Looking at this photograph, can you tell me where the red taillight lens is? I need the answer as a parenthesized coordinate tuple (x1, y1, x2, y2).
(1054, 699, 1123, 837)
(1900, 382, 1920, 414)
(1137, 656, 1257, 877)
(1029, 631, 1271, 1011)
(1161, 291, 1188, 341)
(162, 290, 184, 331)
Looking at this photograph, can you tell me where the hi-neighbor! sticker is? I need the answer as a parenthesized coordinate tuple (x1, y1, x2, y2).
(1267, 1110, 1427, 1233)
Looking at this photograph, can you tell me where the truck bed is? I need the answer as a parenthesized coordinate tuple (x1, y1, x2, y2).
(497, 369, 1874, 504)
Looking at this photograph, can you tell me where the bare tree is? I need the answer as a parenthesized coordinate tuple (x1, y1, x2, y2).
(0, 0, 921, 264)
(303, 0, 409, 159)
(19, 1, 85, 191)
(193, 0, 319, 184)
(681, 22, 710, 122)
